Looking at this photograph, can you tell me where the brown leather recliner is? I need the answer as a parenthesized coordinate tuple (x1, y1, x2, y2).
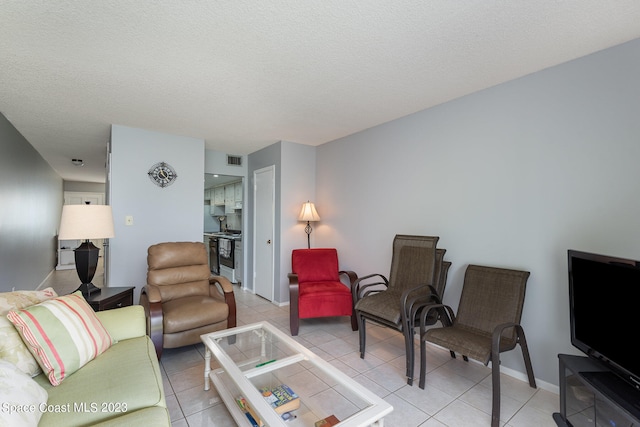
(140, 241, 236, 359)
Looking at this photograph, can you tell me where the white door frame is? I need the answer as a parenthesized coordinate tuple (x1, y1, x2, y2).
(252, 165, 275, 301)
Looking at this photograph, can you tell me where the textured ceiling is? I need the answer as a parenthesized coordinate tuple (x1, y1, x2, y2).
(2, 1, 640, 183)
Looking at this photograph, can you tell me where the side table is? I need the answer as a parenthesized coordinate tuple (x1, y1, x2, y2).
(86, 286, 134, 311)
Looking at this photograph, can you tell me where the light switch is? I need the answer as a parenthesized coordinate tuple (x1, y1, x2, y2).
(125, 215, 134, 226)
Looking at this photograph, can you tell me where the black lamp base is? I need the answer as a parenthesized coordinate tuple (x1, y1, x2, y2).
(76, 282, 101, 298)
(74, 240, 102, 297)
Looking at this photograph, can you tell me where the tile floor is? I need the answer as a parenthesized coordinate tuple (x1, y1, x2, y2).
(43, 263, 559, 426)
(161, 287, 559, 427)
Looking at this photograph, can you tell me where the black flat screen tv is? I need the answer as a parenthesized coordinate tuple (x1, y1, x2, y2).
(568, 249, 640, 391)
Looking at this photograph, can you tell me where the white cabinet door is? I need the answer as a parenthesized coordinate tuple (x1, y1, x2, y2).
(214, 187, 225, 205)
(224, 185, 234, 204)
(234, 182, 242, 202)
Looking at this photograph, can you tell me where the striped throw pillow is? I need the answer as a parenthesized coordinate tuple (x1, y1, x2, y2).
(6, 291, 113, 386)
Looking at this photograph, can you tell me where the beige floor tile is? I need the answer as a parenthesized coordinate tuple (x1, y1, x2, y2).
(42, 266, 559, 426)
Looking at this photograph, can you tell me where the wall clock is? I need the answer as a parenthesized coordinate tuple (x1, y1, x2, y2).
(148, 162, 178, 188)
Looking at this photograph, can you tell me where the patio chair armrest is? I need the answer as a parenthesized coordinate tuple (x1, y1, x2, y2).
(419, 303, 455, 334)
(351, 273, 388, 303)
(339, 270, 358, 285)
(401, 284, 432, 325)
(491, 322, 520, 353)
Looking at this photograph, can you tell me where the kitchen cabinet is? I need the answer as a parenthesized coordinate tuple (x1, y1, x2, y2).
(234, 182, 242, 202)
(210, 202, 225, 216)
(213, 187, 225, 205)
(224, 185, 234, 205)
(234, 182, 242, 209)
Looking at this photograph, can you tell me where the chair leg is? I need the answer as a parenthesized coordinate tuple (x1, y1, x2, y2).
(491, 351, 501, 427)
(290, 316, 299, 336)
(357, 312, 366, 359)
(350, 311, 358, 331)
(516, 325, 537, 388)
(405, 321, 415, 385)
(419, 336, 427, 389)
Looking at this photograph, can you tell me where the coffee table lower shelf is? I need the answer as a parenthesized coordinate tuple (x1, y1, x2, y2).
(202, 321, 391, 427)
(209, 368, 257, 427)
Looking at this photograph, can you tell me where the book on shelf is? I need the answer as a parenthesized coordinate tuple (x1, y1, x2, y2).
(260, 384, 300, 414)
(236, 396, 263, 427)
(315, 414, 340, 427)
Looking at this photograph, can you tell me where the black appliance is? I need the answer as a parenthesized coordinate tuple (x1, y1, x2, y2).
(219, 237, 235, 269)
(568, 249, 640, 391)
(209, 236, 219, 274)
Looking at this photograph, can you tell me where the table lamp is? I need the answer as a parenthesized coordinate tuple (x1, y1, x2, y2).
(298, 201, 320, 249)
(58, 204, 115, 296)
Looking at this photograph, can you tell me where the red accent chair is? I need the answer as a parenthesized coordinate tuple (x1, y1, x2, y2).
(288, 248, 358, 336)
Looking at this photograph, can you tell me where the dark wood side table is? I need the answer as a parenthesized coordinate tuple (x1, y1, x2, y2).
(86, 286, 134, 311)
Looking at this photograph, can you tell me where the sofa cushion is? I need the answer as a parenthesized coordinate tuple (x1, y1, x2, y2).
(7, 291, 113, 386)
(0, 359, 48, 426)
(34, 336, 166, 427)
(0, 287, 57, 377)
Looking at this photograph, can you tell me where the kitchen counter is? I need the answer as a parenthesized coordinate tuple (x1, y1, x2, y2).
(205, 232, 242, 240)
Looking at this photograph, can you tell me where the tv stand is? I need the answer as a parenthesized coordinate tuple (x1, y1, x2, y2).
(553, 354, 640, 426)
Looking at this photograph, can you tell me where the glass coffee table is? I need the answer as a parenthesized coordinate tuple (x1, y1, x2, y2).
(202, 321, 392, 426)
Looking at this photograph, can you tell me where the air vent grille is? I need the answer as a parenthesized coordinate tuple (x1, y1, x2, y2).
(227, 155, 242, 166)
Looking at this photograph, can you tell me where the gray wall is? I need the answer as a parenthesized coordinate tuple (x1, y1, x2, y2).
(0, 113, 63, 291)
(314, 38, 640, 387)
(108, 125, 204, 301)
(247, 142, 282, 297)
(245, 141, 316, 303)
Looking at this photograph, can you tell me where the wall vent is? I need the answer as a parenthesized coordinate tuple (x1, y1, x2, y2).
(227, 155, 242, 166)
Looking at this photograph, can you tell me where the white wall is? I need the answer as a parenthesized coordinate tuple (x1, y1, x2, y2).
(279, 141, 316, 302)
(108, 125, 204, 301)
(314, 38, 640, 386)
(245, 141, 315, 303)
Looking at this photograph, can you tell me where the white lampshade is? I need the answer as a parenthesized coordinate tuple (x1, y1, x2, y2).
(58, 205, 115, 240)
(298, 201, 320, 222)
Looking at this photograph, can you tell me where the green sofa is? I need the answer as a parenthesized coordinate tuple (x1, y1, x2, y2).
(33, 305, 170, 426)
(0, 289, 170, 427)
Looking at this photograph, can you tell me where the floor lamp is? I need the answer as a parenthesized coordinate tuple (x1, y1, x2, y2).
(58, 204, 115, 297)
(298, 201, 320, 249)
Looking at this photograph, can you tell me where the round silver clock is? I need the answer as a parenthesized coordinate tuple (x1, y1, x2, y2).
(148, 162, 178, 188)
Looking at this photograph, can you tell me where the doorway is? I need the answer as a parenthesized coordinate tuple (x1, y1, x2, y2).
(204, 174, 244, 284)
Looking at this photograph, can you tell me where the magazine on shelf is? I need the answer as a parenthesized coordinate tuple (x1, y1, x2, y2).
(260, 384, 300, 414)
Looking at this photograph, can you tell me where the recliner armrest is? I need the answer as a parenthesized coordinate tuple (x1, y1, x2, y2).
(210, 275, 234, 294)
(139, 286, 164, 359)
(209, 276, 236, 329)
(142, 284, 162, 303)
